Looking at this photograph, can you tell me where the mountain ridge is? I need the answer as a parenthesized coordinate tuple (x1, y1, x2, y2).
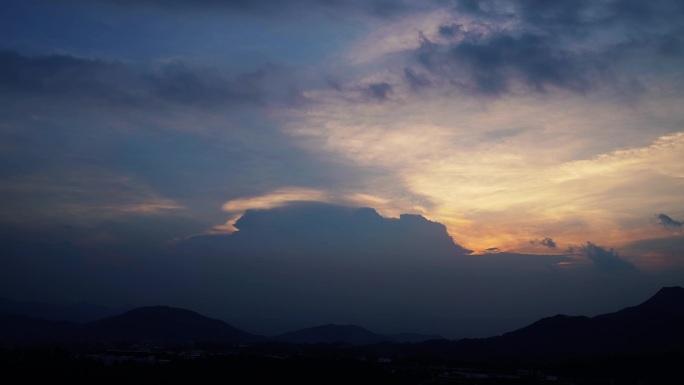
(272, 323, 442, 345)
(464, 285, 684, 357)
(1, 286, 683, 356)
(80, 305, 263, 344)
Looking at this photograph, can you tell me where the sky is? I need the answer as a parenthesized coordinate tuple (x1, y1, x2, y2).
(1, 0, 684, 338)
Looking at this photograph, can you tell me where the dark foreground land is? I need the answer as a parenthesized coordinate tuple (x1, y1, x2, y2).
(3, 287, 684, 384)
(2, 343, 683, 385)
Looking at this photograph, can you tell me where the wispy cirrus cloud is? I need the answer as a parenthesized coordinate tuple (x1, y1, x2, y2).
(0, 168, 185, 225)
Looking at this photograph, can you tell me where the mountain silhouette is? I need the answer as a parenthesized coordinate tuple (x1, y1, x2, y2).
(274, 324, 442, 345)
(1, 287, 683, 356)
(274, 324, 388, 345)
(0, 305, 262, 346)
(0, 313, 77, 344)
(81, 306, 262, 344)
(459, 286, 684, 357)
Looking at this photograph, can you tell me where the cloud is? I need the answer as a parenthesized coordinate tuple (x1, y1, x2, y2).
(399, 0, 684, 97)
(181, 201, 473, 266)
(216, 188, 432, 234)
(296, 84, 684, 251)
(532, 237, 557, 248)
(404, 67, 431, 90)
(216, 188, 331, 233)
(622, 235, 684, 270)
(0, 168, 186, 227)
(438, 23, 462, 38)
(145, 61, 264, 106)
(0, 50, 135, 104)
(540, 238, 557, 248)
(70, 0, 428, 19)
(609, 0, 684, 25)
(568, 242, 635, 271)
(367, 81, 393, 101)
(221, 188, 330, 213)
(0, 50, 301, 108)
(172, 204, 636, 337)
(454, 0, 684, 29)
(415, 30, 601, 96)
(657, 213, 683, 233)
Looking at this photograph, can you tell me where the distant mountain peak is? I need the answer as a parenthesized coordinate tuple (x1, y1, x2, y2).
(477, 286, 684, 358)
(83, 305, 261, 344)
(121, 305, 200, 316)
(320, 323, 365, 329)
(274, 323, 442, 345)
(653, 286, 684, 296)
(637, 285, 684, 312)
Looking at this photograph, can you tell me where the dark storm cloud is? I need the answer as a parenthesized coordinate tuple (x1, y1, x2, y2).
(514, 0, 603, 30)
(568, 242, 635, 271)
(455, 0, 684, 27)
(174, 203, 582, 336)
(180, 202, 473, 258)
(404, 67, 431, 90)
(69, 0, 423, 18)
(0, 50, 136, 104)
(453, 0, 483, 15)
(540, 238, 556, 248)
(657, 213, 683, 233)
(609, 0, 684, 24)
(0, 50, 300, 108)
(437, 23, 462, 38)
(144, 62, 264, 106)
(416, 31, 600, 96)
(367, 82, 393, 101)
(412, 0, 684, 96)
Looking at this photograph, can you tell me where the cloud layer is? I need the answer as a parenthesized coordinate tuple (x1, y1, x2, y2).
(0, 50, 302, 108)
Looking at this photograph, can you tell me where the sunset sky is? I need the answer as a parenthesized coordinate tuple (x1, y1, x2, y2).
(1, 0, 684, 338)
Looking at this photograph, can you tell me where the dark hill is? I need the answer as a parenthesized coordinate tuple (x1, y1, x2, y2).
(455, 286, 684, 358)
(81, 306, 261, 344)
(274, 324, 388, 345)
(0, 313, 78, 345)
(274, 324, 442, 345)
(595, 286, 684, 320)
